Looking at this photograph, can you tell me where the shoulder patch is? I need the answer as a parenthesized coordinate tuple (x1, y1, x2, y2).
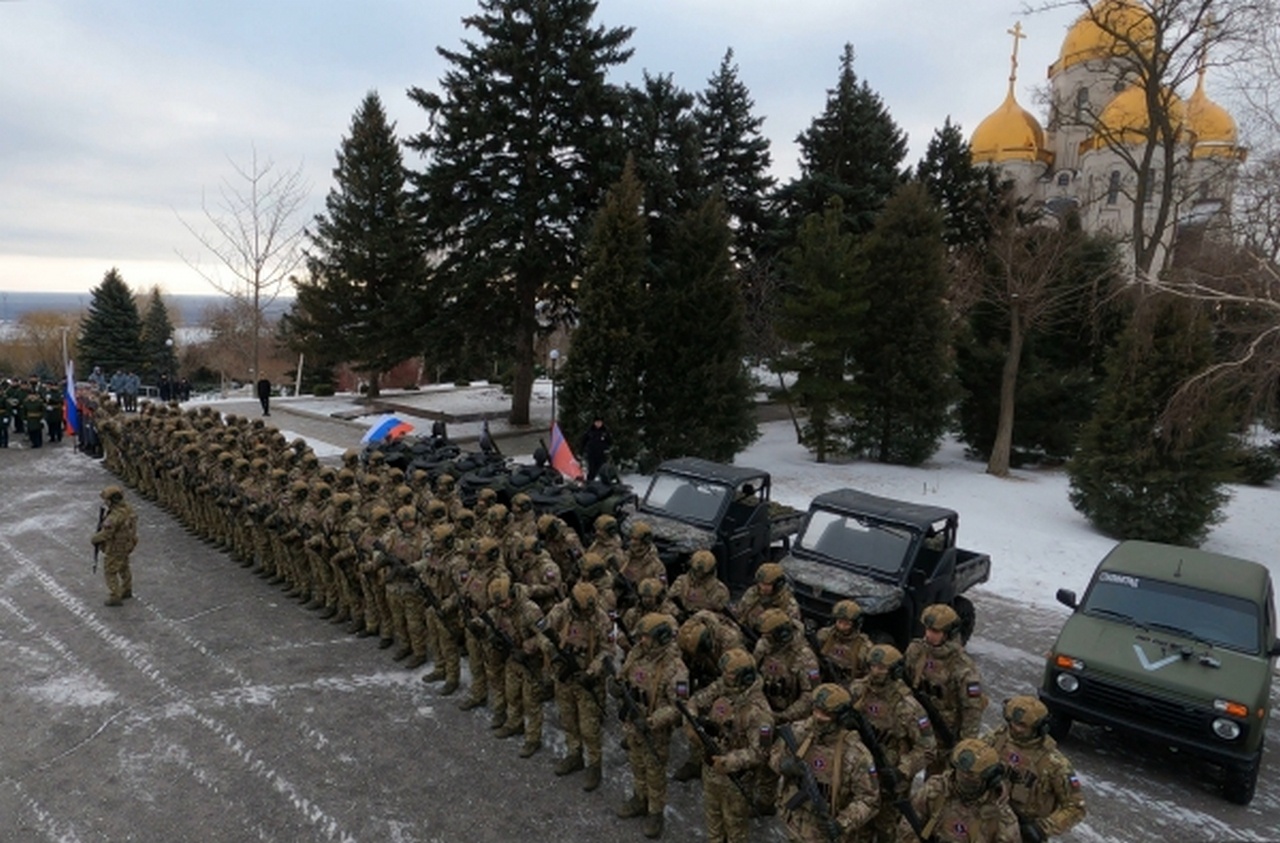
(966, 682, 982, 698)
(917, 715, 932, 732)
(1068, 772, 1081, 790)
(807, 667, 821, 683)
(675, 680, 689, 700)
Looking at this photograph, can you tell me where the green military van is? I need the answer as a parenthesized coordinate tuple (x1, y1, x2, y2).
(1040, 540, 1278, 804)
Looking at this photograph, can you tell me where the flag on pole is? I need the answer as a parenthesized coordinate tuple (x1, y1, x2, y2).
(548, 421, 584, 481)
(64, 359, 79, 437)
(361, 415, 414, 444)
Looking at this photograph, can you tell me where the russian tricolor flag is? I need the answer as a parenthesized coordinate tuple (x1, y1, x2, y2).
(64, 359, 79, 437)
(361, 415, 414, 444)
(549, 421, 584, 481)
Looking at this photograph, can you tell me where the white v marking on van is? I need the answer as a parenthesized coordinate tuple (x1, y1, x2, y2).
(1133, 643, 1180, 671)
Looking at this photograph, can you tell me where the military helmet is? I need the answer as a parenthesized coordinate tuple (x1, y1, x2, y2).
(101, 485, 124, 503)
(755, 562, 786, 587)
(832, 599, 864, 626)
(387, 467, 405, 485)
(456, 508, 476, 530)
(333, 493, 355, 512)
(250, 457, 269, 473)
(636, 613, 677, 647)
(638, 577, 666, 602)
(488, 574, 514, 603)
(233, 458, 251, 474)
(571, 581, 599, 613)
(371, 505, 393, 526)
(363, 475, 383, 492)
(719, 647, 758, 690)
(511, 492, 532, 513)
(218, 451, 235, 465)
(426, 499, 448, 521)
(950, 739, 1004, 799)
(537, 514, 560, 537)
(368, 449, 385, 465)
(677, 617, 710, 657)
(396, 505, 417, 525)
(436, 473, 456, 492)
(477, 536, 502, 562)
(432, 523, 455, 546)
(866, 644, 904, 680)
(317, 465, 337, 484)
(291, 480, 309, 497)
(477, 487, 498, 505)
(337, 468, 356, 487)
(581, 552, 607, 580)
(689, 550, 717, 578)
(759, 608, 794, 645)
(301, 452, 320, 469)
(313, 482, 332, 499)
(1003, 695, 1051, 737)
(342, 448, 360, 467)
(519, 535, 541, 556)
(630, 520, 653, 544)
(812, 683, 853, 716)
(594, 514, 619, 536)
(394, 484, 414, 506)
(921, 604, 961, 636)
(488, 503, 509, 523)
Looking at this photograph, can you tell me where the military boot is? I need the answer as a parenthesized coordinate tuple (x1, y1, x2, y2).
(459, 696, 486, 712)
(378, 637, 394, 650)
(642, 812, 664, 839)
(346, 618, 365, 635)
(617, 794, 646, 819)
(392, 645, 413, 662)
(554, 751, 584, 776)
(304, 596, 325, 610)
(672, 759, 701, 782)
(423, 664, 446, 682)
(403, 653, 427, 670)
(494, 717, 521, 737)
(121, 589, 133, 600)
(330, 608, 351, 625)
(104, 597, 123, 607)
(318, 605, 338, 620)
(439, 678, 460, 696)
(519, 738, 541, 758)
(582, 762, 602, 792)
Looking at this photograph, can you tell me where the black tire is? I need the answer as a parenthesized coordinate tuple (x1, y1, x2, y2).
(1223, 755, 1260, 805)
(1047, 711, 1073, 742)
(953, 595, 976, 644)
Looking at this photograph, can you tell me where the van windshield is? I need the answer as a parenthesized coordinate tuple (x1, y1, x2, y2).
(1082, 573, 1261, 654)
(797, 509, 913, 576)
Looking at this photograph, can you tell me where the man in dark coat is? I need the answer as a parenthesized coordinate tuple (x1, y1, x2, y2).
(580, 417, 611, 481)
(257, 377, 271, 416)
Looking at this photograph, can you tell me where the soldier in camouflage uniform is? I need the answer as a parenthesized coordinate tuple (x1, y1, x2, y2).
(687, 647, 774, 843)
(457, 537, 511, 720)
(904, 604, 988, 774)
(614, 612, 690, 839)
(357, 506, 396, 647)
(983, 696, 1085, 842)
(541, 581, 614, 791)
(851, 644, 937, 843)
(92, 486, 138, 606)
(586, 513, 625, 570)
(509, 492, 538, 540)
(733, 562, 802, 647)
(755, 607, 821, 814)
(903, 739, 1019, 843)
(673, 609, 746, 782)
(537, 514, 584, 583)
(511, 534, 564, 613)
(421, 524, 465, 695)
(618, 521, 667, 594)
(668, 549, 730, 620)
(771, 684, 880, 843)
(383, 506, 430, 669)
(484, 575, 547, 758)
(620, 577, 679, 651)
(814, 599, 874, 685)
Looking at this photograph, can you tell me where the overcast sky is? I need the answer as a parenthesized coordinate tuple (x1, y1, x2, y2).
(0, 0, 1086, 298)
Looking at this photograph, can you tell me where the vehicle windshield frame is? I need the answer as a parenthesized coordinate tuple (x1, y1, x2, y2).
(640, 473, 730, 526)
(796, 508, 914, 577)
(1081, 573, 1262, 654)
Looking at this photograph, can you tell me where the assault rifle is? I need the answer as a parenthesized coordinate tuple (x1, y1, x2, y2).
(834, 702, 928, 840)
(92, 505, 106, 573)
(674, 699, 756, 810)
(477, 608, 531, 669)
(908, 684, 956, 749)
(602, 655, 661, 763)
(776, 722, 841, 843)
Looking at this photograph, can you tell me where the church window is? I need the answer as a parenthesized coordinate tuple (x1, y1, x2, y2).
(1057, 172, 1071, 187)
(1075, 88, 1090, 122)
(1107, 171, 1121, 204)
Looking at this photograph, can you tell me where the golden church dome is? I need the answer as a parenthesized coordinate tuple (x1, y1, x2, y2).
(1082, 85, 1184, 151)
(1185, 71, 1240, 158)
(1050, 0, 1154, 77)
(971, 90, 1051, 164)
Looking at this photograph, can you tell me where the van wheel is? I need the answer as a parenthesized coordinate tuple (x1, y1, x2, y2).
(1047, 711, 1072, 742)
(1223, 755, 1260, 805)
(953, 595, 976, 644)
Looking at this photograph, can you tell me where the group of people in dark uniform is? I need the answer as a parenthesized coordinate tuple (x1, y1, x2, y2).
(1, 375, 67, 449)
(92, 398, 1085, 843)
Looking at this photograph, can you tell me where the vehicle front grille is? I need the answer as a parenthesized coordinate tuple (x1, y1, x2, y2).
(1078, 675, 1209, 734)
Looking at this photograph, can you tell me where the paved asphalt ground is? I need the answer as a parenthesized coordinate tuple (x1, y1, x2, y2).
(2, 400, 1276, 842)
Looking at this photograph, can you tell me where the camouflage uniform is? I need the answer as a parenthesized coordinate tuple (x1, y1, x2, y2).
(904, 635, 987, 773)
(668, 550, 731, 620)
(486, 579, 548, 757)
(984, 698, 1086, 840)
(421, 525, 466, 695)
(904, 741, 1020, 843)
(92, 487, 138, 606)
(457, 538, 511, 719)
(814, 608, 874, 686)
(542, 583, 615, 788)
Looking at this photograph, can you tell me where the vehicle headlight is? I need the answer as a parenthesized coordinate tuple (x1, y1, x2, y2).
(1055, 673, 1080, 693)
(1211, 718, 1241, 740)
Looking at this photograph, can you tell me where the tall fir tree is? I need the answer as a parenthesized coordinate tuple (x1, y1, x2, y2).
(916, 118, 1004, 252)
(778, 196, 865, 462)
(290, 91, 423, 397)
(696, 49, 776, 265)
(139, 287, 178, 382)
(640, 192, 757, 467)
(406, 0, 633, 424)
(559, 158, 649, 467)
(1069, 295, 1233, 545)
(772, 43, 907, 246)
(78, 268, 143, 374)
(845, 182, 951, 464)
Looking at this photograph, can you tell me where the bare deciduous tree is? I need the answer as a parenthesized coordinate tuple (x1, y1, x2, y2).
(178, 147, 309, 383)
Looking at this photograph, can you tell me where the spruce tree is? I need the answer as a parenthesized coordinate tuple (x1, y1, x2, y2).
(1069, 295, 1233, 545)
(139, 287, 178, 382)
(778, 196, 865, 462)
(406, 0, 633, 424)
(845, 182, 951, 464)
(696, 49, 776, 265)
(916, 118, 1003, 251)
(641, 192, 757, 468)
(293, 91, 424, 397)
(772, 43, 907, 244)
(78, 268, 143, 373)
(558, 159, 649, 467)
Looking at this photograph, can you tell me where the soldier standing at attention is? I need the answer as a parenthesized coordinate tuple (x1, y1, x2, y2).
(906, 739, 1020, 843)
(23, 379, 46, 448)
(92, 486, 138, 607)
(904, 604, 988, 774)
(983, 696, 1086, 842)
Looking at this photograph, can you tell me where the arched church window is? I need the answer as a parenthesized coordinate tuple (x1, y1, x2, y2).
(1075, 87, 1090, 122)
(1107, 170, 1121, 204)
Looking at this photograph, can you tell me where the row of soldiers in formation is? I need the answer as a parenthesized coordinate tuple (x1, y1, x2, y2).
(2, 375, 66, 448)
(95, 400, 1086, 843)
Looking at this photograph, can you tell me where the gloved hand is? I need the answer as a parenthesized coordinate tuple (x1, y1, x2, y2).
(1019, 818, 1046, 843)
(779, 756, 806, 780)
(822, 818, 843, 842)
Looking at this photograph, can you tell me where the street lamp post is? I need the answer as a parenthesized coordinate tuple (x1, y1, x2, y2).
(164, 337, 174, 402)
(549, 349, 560, 427)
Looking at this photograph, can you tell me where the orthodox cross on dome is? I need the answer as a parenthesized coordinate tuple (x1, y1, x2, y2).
(1006, 21, 1026, 94)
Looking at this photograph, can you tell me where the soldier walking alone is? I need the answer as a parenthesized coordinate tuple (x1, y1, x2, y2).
(92, 486, 138, 607)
